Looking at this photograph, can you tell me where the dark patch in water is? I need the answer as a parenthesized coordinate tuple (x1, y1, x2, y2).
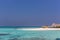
(56, 38, 60, 40)
(0, 34, 10, 36)
(9, 38, 18, 40)
(8, 37, 47, 40)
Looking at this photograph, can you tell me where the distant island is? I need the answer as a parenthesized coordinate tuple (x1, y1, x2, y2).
(42, 23, 60, 28)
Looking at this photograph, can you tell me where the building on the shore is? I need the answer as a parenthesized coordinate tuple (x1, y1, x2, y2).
(42, 23, 60, 28)
(51, 23, 60, 28)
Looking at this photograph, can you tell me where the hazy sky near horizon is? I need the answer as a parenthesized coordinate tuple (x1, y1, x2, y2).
(0, 0, 60, 26)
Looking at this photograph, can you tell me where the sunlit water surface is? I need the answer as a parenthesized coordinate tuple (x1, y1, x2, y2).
(0, 28, 60, 40)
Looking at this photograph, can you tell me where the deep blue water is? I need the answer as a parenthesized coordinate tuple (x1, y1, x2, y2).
(0, 26, 41, 28)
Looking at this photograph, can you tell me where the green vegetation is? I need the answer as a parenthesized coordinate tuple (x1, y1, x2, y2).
(52, 26, 60, 28)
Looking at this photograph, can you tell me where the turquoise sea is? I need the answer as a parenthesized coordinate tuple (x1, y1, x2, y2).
(0, 26, 60, 40)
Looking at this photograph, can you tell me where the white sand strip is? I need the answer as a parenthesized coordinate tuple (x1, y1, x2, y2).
(17, 28, 60, 30)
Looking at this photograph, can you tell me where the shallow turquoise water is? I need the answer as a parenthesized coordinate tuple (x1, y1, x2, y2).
(0, 28, 60, 40)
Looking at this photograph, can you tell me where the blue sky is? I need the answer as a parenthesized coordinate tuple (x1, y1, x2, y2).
(0, 0, 60, 26)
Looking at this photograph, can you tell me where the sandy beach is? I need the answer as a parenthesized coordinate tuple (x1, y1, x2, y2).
(17, 28, 60, 30)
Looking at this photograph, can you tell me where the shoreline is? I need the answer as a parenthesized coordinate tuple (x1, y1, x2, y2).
(17, 28, 60, 30)
(0, 28, 60, 30)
